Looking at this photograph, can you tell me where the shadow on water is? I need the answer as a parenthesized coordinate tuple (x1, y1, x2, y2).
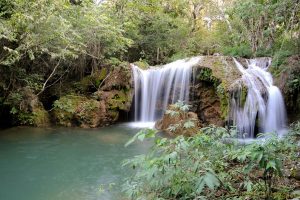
(0, 124, 152, 200)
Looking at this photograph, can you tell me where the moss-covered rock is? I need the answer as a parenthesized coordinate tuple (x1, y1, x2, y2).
(191, 56, 243, 126)
(94, 89, 133, 111)
(101, 64, 132, 91)
(72, 68, 108, 94)
(133, 60, 150, 70)
(50, 62, 135, 128)
(52, 95, 109, 128)
(5, 87, 50, 127)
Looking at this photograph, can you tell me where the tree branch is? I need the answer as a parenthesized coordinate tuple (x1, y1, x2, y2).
(37, 58, 61, 96)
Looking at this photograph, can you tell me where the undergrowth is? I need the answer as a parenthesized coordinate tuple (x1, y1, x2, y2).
(123, 123, 300, 200)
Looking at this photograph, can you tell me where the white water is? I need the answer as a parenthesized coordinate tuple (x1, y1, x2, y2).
(231, 58, 287, 138)
(132, 56, 202, 122)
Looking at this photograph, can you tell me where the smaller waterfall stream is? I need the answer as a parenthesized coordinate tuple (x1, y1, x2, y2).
(231, 58, 287, 137)
(132, 57, 201, 122)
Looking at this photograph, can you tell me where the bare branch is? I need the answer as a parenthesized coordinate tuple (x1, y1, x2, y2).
(37, 58, 61, 96)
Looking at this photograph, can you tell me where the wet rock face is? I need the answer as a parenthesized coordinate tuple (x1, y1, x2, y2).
(274, 56, 300, 122)
(192, 82, 223, 126)
(189, 56, 243, 127)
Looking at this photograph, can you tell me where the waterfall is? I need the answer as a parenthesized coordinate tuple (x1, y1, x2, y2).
(132, 56, 202, 122)
(231, 58, 287, 137)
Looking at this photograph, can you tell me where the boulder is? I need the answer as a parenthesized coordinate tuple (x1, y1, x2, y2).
(52, 95, 110, 128)
(155, 104, 201, 136)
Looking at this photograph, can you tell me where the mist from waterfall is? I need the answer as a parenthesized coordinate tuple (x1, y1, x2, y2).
(231, 58, 287, 138)
(132, 57, 202, 122)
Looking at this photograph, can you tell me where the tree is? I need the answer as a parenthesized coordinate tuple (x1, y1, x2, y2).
(0, 0, 132, 96)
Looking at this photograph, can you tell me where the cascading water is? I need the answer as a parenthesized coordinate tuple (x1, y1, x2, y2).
(132, 56, 202, 122)
(230, 58, 287, 138)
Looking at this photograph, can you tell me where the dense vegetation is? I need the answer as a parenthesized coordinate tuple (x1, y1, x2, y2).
(123, 103, 300, 199)
(0, 0, 299, 126)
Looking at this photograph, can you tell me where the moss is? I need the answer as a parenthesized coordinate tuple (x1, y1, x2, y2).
(197, 68, 221, 87)
(98, 68, 107, 82)
(52, 94, 102, 127)
(240, 85, 248, 107)
(32, 108, 50, 127)
(107, 110, 119, 121)
(72, 68, 109, 94)
(133, 60, 150, 70)
(107, 90, 131, 110)
(72, 76, 94, 94)
(216, 83, 229, 120)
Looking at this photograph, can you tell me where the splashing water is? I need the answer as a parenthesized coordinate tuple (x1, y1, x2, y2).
(132, 57, 202, 122)
(231, 58, 287, 138)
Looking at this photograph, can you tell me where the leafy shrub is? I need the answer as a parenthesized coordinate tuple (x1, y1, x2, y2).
(222, 44, 252, 58)
(272, 50, 293, 68)
(123, 125, 299, 199)
(156, 101, 200, 136)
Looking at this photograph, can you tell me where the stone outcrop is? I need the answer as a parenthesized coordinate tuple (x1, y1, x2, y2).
(273, 56, 300, 122)
(8, 87, 50, 127)
(190, 56, 243, 127)
(52, 95, 115, 128)
(52, 63, 134, 128)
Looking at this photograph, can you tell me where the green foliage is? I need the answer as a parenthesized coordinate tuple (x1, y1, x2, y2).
(108, 0, 227, 64)
(123, 129, 224, 199)
(0, 0, 132, 65)
(53, 95, 98, 115)
(163, 101, 198, 136)
(3, 88, 49, 126)
(289, 121, 300, 138)
(123, 125, 299, 199)
(219, 0, 299, 58)
(216, 83, 230, 119)
(272, 50, 293, 68)
(197, 68, 221, 87)
(222, 44, 252, 58)
(0, 0, 132, 115)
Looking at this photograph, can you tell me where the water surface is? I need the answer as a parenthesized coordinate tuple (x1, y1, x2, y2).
(0, 124, 150, 200)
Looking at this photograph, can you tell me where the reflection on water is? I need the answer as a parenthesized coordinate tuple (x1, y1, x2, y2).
(0, 124, 151, 200)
